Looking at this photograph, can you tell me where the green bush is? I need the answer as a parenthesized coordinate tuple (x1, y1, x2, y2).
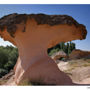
(48, 48, 60, 56)
(0, 45, 18, 77)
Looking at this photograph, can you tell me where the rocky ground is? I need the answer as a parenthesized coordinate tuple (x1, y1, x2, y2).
(0, 58, 90, 85)
(57, 59, 90, 84)
(0, 70, 15, 85)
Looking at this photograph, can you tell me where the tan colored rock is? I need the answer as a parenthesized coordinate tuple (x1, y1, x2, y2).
(69, 49, 90, 59)
(51, 50, 68, 60)
(0, 13, 87, 85)
(69, 67, 90, 84)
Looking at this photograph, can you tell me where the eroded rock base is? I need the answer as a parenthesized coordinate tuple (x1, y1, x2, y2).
(14, 57, 73, 85)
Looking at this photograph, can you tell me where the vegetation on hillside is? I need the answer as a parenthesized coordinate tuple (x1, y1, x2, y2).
(48, 41, 76, 56)
(0, 45, 18, 78)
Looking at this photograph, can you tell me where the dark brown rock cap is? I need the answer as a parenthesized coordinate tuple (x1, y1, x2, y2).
(0, 13, 87, 37)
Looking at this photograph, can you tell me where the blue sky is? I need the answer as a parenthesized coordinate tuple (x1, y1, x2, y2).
(0, 4, 90, 51)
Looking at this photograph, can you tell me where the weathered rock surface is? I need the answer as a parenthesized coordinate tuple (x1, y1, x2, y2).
(0, 13, 87, 85)
(51, 50, 68, 60)
(69, 49, 90, 59)
(70, 67, 90, 83)
(0, 70, 15, 85)
(57, 59, 90, 84)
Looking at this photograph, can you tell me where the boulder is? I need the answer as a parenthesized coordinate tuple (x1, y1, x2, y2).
(51, 50, 68, 60)
(0, 13, 87, 85)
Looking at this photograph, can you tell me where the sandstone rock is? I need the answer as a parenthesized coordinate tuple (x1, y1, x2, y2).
(0, 70, 14, 81)
(51, 50, 68, 60)
(69, 49, 90, 59)
(70, 67, 90, 83)
(0, 70, 15, 85)
(0, 13, 87, 85)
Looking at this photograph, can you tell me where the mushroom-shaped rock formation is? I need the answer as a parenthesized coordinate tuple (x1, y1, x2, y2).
(0, 13, 87, 85)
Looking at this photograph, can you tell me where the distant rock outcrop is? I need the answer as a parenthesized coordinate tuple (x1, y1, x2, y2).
(51, 50, 68, 60)
(69, 49, 90, 59)
(0, 13, 87, 85)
